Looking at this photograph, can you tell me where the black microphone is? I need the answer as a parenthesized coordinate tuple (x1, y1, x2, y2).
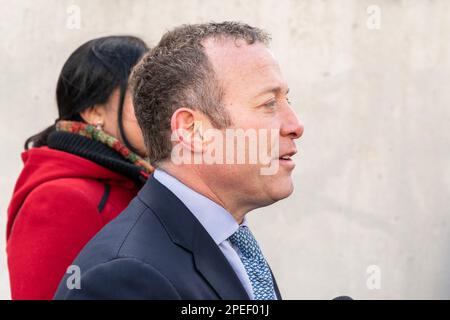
(333, 296, 354, 300)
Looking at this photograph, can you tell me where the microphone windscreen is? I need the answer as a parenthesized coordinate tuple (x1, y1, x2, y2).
(333, 296, 353, 300)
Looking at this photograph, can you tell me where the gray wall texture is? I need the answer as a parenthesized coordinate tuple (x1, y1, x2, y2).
(1, 0, 449, 300)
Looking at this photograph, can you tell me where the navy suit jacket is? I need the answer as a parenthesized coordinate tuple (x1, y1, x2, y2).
(54, 176, 282, 300)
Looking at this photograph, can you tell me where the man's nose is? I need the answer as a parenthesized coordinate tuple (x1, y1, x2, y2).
(280, 104, 304, 140)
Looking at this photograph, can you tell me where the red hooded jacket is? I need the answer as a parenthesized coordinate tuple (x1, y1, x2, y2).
(6, 146, 141, 299)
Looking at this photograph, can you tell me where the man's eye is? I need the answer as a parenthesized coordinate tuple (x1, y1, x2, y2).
(265, 100, 277, 109)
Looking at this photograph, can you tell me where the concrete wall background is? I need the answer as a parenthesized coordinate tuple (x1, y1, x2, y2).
(1, 0, 449, 299)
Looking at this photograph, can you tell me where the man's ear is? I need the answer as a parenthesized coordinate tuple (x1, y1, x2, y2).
(79, 105, 106, 126)
(170, 107, 208, 154)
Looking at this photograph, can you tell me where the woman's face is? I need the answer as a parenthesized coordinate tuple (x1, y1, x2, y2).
(99, 88, 148, 157)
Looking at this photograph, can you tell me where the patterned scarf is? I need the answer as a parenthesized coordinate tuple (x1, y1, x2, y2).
(55, 120, 154, 175)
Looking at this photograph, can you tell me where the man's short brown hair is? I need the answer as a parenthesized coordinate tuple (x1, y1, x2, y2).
(130, 21, 271, 165)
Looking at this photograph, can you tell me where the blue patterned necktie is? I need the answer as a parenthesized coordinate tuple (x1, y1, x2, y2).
(228, 225, 276, 300)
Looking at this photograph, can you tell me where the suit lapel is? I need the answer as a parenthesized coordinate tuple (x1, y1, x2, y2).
(192, 221, 250, 300)
(269, 267, 282, 300)
(138, 177, 250, 300)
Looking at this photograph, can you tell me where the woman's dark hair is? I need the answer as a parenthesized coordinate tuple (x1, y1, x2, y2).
(24, 35, 149, 151)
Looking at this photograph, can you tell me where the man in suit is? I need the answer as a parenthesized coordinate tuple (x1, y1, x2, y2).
(55, 21, 303, 300)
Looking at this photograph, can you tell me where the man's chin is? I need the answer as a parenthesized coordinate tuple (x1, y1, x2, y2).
(269, 178, 294, 203)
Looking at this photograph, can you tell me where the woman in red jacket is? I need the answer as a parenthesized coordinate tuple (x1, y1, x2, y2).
(6, 36, 153, 299)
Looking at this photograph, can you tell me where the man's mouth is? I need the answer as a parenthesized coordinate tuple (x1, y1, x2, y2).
(278, 149, 297, 160)
(277, 150, 297, 167)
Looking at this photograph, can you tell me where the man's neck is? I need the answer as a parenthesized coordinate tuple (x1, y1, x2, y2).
(157, 162, 247, 224)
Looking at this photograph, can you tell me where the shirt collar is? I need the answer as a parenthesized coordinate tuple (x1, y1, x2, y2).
(153, 169, 247, 245)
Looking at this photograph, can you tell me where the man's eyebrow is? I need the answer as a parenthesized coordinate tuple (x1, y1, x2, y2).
(253, 85, 290, 99)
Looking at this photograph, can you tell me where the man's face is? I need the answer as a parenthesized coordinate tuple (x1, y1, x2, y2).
(200, 38, 304, 212)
